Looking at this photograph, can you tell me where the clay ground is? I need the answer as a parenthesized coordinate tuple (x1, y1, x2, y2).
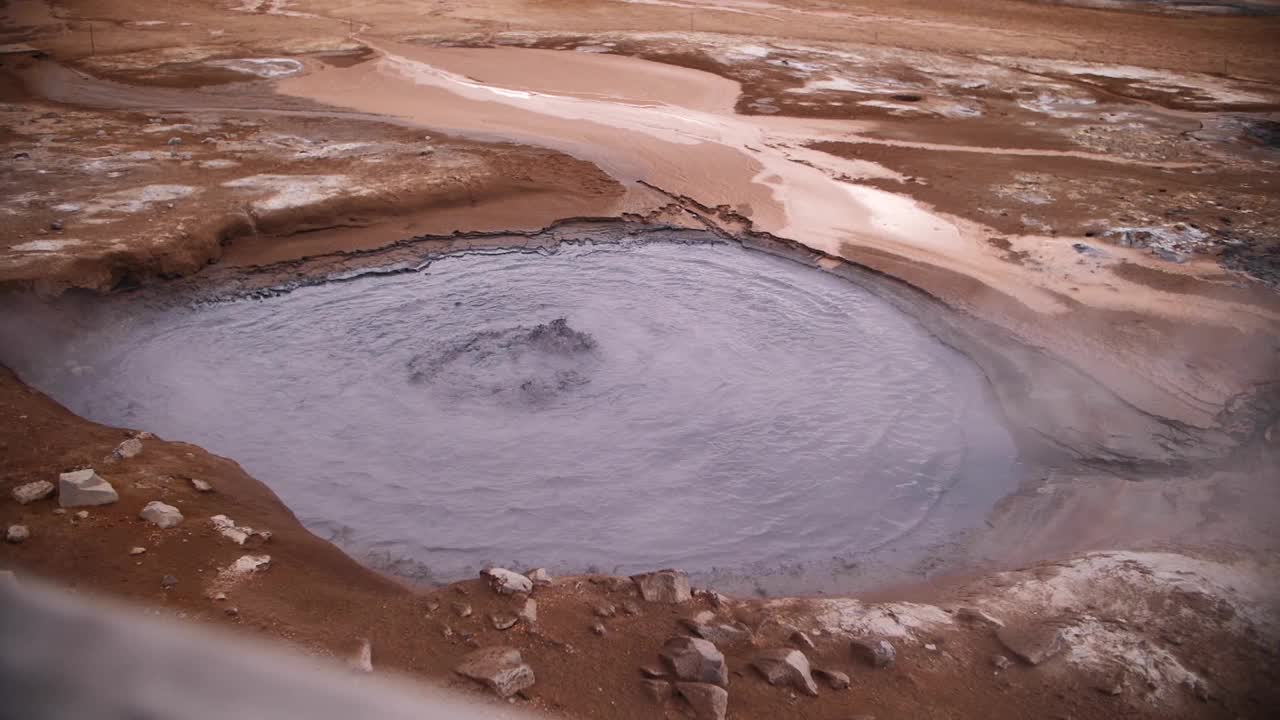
(2, 0, 1280, 718)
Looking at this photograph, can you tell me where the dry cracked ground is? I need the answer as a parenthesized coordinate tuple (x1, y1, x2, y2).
(2, 1, 1280, 719)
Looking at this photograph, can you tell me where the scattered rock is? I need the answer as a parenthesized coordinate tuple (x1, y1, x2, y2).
(52, 509, 66, 515)
(190, 478, 213, 493)
(993, 654, 1012, 670)
(491, 614, 519, 631)
(814, 667, 850, 690)
(58, 469, 118, 507)
(526, 568, 552, 586)
(675, 682, 728, 720)
(517, 598, 537, 625)
(633, 569, 692, 603)
(140, 501, 183, 528)
(6, 525, 30, 544)
(482, 567, 533, 595)
(213, 592, 227, 601)
(348, 639, 373, 673)
(622, 600, 642, 616)
(660, 636, 728, 688)
(161, 574, 178, 589)
(454, 646, 536, 698)
(640, 665, 667, 678)
(210, 515, 270, 545)
(74, 510, 88, 520)
(789, 629, 815, 650)
(593, 602, 616, 618)
(641, 679, 672, 703)
(11, 480, 54, 505)
(680, 617, 752, 646)
(591, 622, 607, 636)
(113, 438, 143, 459)
(50, 220, 63, 232)
(850, 638, 896, 668)
(956, 607, 1005, 628)
(452, 602, 472, 618)
(129, 546, 147, 555)
(225, 606, 239, 617)
(167, 137, 182, 146)
(751, 648, 819, 696)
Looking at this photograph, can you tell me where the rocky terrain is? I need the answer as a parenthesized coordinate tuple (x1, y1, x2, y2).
(2, 0, 1280, 718)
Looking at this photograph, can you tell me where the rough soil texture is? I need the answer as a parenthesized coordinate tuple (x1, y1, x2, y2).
(3, 0, 1280, 718)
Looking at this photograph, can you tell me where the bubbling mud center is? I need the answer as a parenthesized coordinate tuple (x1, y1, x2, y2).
(0, 239, 1022, 593)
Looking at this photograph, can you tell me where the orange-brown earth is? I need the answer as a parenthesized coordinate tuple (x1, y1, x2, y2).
(3, 0, 1280, 718)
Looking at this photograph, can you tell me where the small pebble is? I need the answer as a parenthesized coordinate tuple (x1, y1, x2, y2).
(130, 547, 147, 555)
(161, 575, 178, 589)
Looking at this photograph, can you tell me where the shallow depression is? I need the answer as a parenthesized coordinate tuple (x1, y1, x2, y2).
(0, 243, 1020, 590)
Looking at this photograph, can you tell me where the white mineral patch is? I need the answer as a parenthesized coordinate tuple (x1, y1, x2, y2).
(222, 174, 370, 212)
(82, 185, 198, 215)
(11, 239, 85, 253)
(197, 158, 240, 169)
(207, 58, 305, 79)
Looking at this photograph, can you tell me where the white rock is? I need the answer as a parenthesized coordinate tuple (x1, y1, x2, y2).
(6, 525, 30, 543)
(140, 500, 184, 528)
(190, 478, 213, 493)
(58, 469, 119, 507)
(526, 568, 553, 586)
(129, 547, 147, 555)
(11, 480, 54, 504)
(517, 598, 538, 625)
(113, 438, 143, 459)
(482, 567, 533, 595)
(228, 555, 271, 575)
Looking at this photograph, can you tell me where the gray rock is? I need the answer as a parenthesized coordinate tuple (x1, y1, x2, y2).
(73, 510, 88, 520)
(622, 600, 642, 616)
(641, 679, 672, 704)
(526, 568, 552, 586)
(348, 639, 372, 673)
(481, 567, 532, 595)
(11, 480, 54, 505)
(452, 602, 472, 618)
(814, 667, 850, 690)
(6, 525, 30, 544)
(190, 478, 213, 493)
(58, 469, 118, 507)
(997, 625, 1067, 666)
(167, 137, 182, 146)
(591, 622, 607, 636)
(675, 682, 728, 720)
(593, 602, 616, 618)
(851, 638, 895, 668)
(640, 665, 666, 678)
(454, 646, 535, 698)
(660, 636, 728, 688)
(992, 654, 1012, 670)
(632, 569, 691, 603)
(491, 614, 518, 631)
(751, 648, 818, 696)
(113, 438, 143, 459)
(161, 575, 178, 589)
(140, 501, 183, 529)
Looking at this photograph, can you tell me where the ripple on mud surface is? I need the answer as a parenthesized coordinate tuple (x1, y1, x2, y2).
(0, 243, 1020, 588)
